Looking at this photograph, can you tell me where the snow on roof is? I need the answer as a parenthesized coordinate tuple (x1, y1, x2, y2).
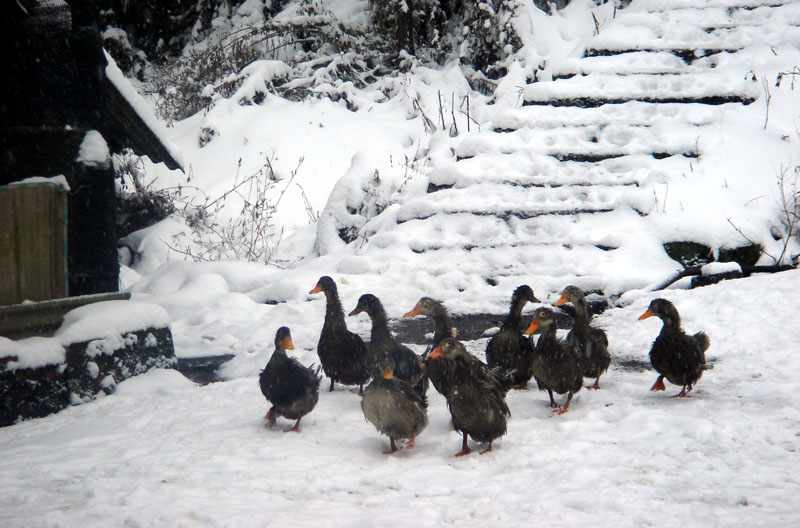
(103, 50, 186, 170)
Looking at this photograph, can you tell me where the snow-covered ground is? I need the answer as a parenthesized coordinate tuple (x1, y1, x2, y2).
(3, 0, 800, 525)
(2, 270, 800, 527)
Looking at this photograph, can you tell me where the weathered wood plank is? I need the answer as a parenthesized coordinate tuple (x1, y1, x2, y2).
(0, 184, 68, 305)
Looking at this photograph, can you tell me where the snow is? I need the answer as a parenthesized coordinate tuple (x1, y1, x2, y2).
(702, 261, 741, 275)
(4, 0, 800, 525)
(2, 270, 800, 526)
(104, 50, 186, 170)
(0, 174, 70, 191)
(0, 300, 170, 370)
(74, 129, 110, 167)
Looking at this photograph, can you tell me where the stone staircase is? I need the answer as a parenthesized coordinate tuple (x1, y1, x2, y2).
(319, 0, 800, 306)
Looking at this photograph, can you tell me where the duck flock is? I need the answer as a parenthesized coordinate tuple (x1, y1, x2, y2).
(260, 276, 710, 457)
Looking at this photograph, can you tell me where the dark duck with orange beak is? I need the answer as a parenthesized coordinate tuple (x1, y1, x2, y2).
(349, 294, 428, 399)
(555, 285, 610, 390)
(403, 297, 456, 397)
(524, 307, 583, 415)
(639, 298, 710, 398)
(259, 327, 320, 432)
(485, 285, 539, 389)
(309, 276, 370, 394)
(429, 338, 510, 456)
(360, 351, 428, 454)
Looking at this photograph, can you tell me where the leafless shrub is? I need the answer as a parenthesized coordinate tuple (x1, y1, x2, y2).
(168, 157, 306, 265)
(775, 163, 800, 264)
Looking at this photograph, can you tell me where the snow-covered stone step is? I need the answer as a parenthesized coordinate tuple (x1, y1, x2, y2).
(456, 123, 703, 161)
(603, 9, 800, 49)
(626, 5, 800, 29)
(639, 0, 797, 17)
(382, 209, 647, 253)
(638, 0, 793, 9)
(522, 72, 759, 107)
(553, 52, 691, 79)
(583, 46, 739, 65)
(428, 153, 691, 190)
(492, 101, 721, 131)
(365, 226, 647, 290)
(395, 182, 648, 223)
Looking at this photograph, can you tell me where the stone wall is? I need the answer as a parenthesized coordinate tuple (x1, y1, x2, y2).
(1, 326, 175, 427)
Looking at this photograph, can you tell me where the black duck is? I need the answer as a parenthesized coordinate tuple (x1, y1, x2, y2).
(485, 285, 539, 389)
(259, 327, 320, 432)
(639, 298, 710, 398)
(349, 293, 428, 398)
(524, 307, 583, 415)
(429, 338, 510, 456)
(309, 276, 370, 394)
(361, 351, 428, 454)
(555, 285, 611, 390)
(403, 297, 457, 397)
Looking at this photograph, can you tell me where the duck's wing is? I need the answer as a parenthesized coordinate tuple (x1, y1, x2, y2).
(394, 377, 428, 409)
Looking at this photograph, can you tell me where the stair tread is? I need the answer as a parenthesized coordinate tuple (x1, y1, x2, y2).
(492, 101, 721, 131)
(427, 153, 693, 194)
(522, 72, 759, 105)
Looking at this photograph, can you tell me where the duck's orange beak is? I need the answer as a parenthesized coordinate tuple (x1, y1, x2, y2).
(638, 309, 655, 321)
(428, 346, 445, 359)
(282, 337, 295, 350)
(403, 305, 422, 318)
(524, 320, 540, 335)
(382, 367, 394, 379)
(554, 294, 569, 306)
(309, 284, 323, 294)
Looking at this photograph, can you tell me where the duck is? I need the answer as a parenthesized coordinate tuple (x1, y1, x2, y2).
(361, 350, 428, 454)
(638, 298, 710, 398)
(485, 285, 540, 389)
(428, 338, 511, 456)
(349, 293, 429, 398)
(403, 297, 455, 348)
(554, 285, 611, 390)
(259, 327, 320, 432)
(524, 307, 583, 415)
(403, 297, 457, 397)
(309, 276, 370, 394)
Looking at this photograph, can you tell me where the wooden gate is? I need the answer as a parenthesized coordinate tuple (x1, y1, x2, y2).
(0, 182, 68, 305)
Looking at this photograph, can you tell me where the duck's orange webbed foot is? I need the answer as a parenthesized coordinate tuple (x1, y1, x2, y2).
(383, 438, 399, 454)
(670, 385, 691, 398)
(650, 376, 666, 392)
(586, 379, 601, 390)
(266, 407, 277, 427)
(284, 418, 302, 433)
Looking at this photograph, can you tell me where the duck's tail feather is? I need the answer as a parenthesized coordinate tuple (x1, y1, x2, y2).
(693, 331, 710, 353)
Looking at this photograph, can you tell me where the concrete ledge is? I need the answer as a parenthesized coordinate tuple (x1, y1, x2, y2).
(0, 292, 131, 340)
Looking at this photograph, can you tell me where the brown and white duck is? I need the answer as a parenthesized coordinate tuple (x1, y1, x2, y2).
(309, 276, 370, 394)
(639, 298, 710, 398)
(403, 296, 456, 397)
(349, 293, 428, 399)
(259, 327, 320, 432)
(524, 307, 583, 415)
(555, 285, 610, 390)
(428, 338, 510, 456)
(485, 285, 539, 389)
(361, 350, 428, 454)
